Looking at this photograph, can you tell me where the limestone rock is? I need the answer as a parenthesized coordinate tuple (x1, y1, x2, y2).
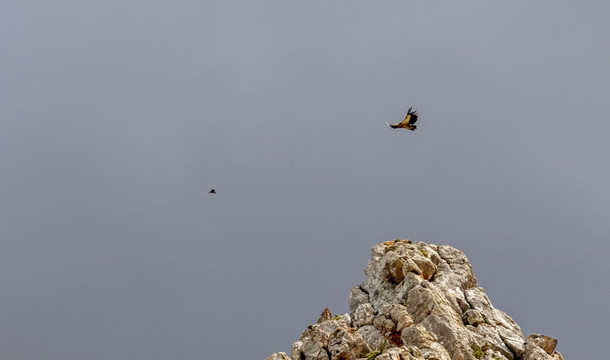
(353, 303, 376, 327)
(463, 309, 485, 326)
(267, 239, 563, 360)
(328, 328, 370, 360)
(348, 286, 369, 315)
(522, 334, 563, 360)
(526, 334, 558, 355)
(358, 324, 386, 349)
(266, 352, 291, 360)
(523, 343, 554, 360)
(318, 307, 332, 323)
(289, 313, 368, 360)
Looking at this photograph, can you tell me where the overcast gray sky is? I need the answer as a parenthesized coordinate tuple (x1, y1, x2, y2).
(2, 1, 609, 359)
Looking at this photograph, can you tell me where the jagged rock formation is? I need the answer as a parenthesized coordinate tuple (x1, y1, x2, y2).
(267, 240, 563, 360)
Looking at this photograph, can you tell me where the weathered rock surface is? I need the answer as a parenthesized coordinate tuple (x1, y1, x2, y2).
(267, 240, 563, 360)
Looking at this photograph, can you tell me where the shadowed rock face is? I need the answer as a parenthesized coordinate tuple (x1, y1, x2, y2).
(267, 240, 563, 360)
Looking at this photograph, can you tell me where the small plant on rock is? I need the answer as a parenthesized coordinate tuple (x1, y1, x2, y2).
(365, 341, 387, 360)
(472, 345, 484, 359)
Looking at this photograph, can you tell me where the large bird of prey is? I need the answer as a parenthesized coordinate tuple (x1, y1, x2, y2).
(386, 107, 419, 130)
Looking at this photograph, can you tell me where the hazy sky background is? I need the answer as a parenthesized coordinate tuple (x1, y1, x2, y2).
(2, 1, 609, 359)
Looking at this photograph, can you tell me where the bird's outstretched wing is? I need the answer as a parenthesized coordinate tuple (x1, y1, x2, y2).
(406, 108, 418, 125)
(387, 107, 418, 130)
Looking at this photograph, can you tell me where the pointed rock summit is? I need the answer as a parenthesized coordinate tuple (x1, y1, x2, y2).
(267, 239, 563, 360)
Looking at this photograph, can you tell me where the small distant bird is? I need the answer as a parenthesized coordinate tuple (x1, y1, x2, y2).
(208, 189, 216, 194)
(386, 107, 419, 131)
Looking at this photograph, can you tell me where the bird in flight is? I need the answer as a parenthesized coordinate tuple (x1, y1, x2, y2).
(208, 189, 216, 194)
(386, 107, 419, 131)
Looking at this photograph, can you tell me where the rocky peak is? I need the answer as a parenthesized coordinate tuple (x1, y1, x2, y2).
(267, 239, 563, 360)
